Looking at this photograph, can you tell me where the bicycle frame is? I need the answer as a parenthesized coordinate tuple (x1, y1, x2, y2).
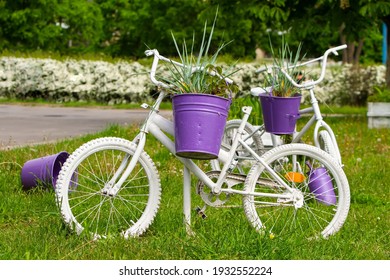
(101, 48, 312, 231)
(291, 88, 341, 164)
(103, 89, 297, 231)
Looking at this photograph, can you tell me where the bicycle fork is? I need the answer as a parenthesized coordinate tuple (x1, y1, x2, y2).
(101, 132, 147, 196)
(101, 100, 161, 197)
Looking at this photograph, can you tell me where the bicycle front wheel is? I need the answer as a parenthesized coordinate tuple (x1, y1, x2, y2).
(55, 137, 161, 239)
(319, 130, 341, 164)
(243, 144, 350, 239)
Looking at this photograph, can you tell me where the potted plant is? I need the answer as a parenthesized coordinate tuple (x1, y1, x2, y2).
(160, 13, 239, 160)
(259, 37, 304, 135)
(367, 86, 390, 128)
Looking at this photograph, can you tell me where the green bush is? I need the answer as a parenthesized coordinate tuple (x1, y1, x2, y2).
(367, 86, 390, 102)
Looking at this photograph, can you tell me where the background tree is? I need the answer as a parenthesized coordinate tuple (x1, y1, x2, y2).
(0, 0, 103, 53)
(60, 0, 104, 53)
(0, 0, 386, 70)
(199, 0, 291, 58)
(360, 0, 390, 87)
(97, 0, 204, 58)
(0, 0, 64, 51)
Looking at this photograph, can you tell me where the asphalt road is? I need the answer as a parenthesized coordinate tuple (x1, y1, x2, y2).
(0, 104, 171, 149)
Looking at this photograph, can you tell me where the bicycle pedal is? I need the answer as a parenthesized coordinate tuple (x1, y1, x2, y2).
(195, 206, 207, 220)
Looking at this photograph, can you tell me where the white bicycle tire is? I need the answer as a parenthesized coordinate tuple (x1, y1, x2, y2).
(319, 130, 341, 164)
(55, 137, 161, 239)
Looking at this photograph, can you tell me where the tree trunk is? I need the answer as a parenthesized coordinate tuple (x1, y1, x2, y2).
(354, 39, 364, 65)
(384, 17, 390, 88)
(339, 23, 363, 65)
(347, 43, 355, 63)
(340, 24, 348, 64)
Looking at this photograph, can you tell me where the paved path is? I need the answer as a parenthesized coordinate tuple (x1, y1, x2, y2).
(0, 104, 171, 149)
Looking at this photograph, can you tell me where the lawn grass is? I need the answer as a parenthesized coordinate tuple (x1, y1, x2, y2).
(0, 112, 388, 260)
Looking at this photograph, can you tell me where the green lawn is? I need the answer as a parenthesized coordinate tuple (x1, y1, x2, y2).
(0, 111, 388, 260)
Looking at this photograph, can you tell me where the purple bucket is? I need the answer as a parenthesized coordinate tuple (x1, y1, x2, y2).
(172, 93, 231, 159)
(307, 165, 337, 206)
(259, 94, 301, 134)
(21, 151, 69, 190)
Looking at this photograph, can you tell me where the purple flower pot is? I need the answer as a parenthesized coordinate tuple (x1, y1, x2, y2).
(259, 94, 301, 135)
(172, 93, 231, 159)
(21, 151, 69, 190)
(307, 163, 337, 206)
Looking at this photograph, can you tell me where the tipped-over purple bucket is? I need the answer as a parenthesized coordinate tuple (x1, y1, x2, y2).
(307, 163, 337, 206)
(21, 151, 69, 190)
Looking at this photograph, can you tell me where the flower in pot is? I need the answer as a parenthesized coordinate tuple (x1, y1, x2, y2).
(262, 37, 305, 97)
(258, 38, 305, 135)
(159, 14, 239, 159)
(161, 14, 239, 98)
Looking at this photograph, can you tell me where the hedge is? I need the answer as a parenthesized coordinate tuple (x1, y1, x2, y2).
(0, 57, 386, 106)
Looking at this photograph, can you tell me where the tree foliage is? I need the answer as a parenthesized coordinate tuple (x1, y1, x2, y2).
(0, 0, 104, 52)
(0, 0, 388, 70)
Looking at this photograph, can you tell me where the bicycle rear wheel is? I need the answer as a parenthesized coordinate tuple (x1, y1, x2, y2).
(243, 144, 350, 239)
(55, 137, 161, 239)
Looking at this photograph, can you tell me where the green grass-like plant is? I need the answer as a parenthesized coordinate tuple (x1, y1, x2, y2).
(368, 86, 390, 102)
(159, 10, 239, 98)
(262, 36, 305, 97)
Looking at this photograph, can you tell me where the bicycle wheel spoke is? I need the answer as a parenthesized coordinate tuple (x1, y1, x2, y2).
(80, 161, 107, 186)
(75, 196, 107, 225)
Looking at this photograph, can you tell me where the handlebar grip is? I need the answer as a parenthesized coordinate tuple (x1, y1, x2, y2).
(145, 50, 155, 56)
(327, 44, 347, 56)
(332, 44, 347, 52)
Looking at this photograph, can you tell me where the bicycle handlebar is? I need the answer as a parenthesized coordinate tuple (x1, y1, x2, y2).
(256, 44, 347, 89)
(145, 49, 234, 89)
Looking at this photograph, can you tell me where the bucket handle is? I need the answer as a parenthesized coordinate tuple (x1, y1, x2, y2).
(286, 113, 300, 120)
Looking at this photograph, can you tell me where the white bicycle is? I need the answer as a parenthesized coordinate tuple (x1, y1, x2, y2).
(55, 49, 350, 240)
(213, 45, 347, 174)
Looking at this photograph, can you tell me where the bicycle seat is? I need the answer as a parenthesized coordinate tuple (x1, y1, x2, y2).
(250, 87, 272, 97)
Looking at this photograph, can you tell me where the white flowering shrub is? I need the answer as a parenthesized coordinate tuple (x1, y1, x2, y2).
(0, 57, 154, 104)
(0, 57, 386, 106)
(327, 64, 387, 106)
